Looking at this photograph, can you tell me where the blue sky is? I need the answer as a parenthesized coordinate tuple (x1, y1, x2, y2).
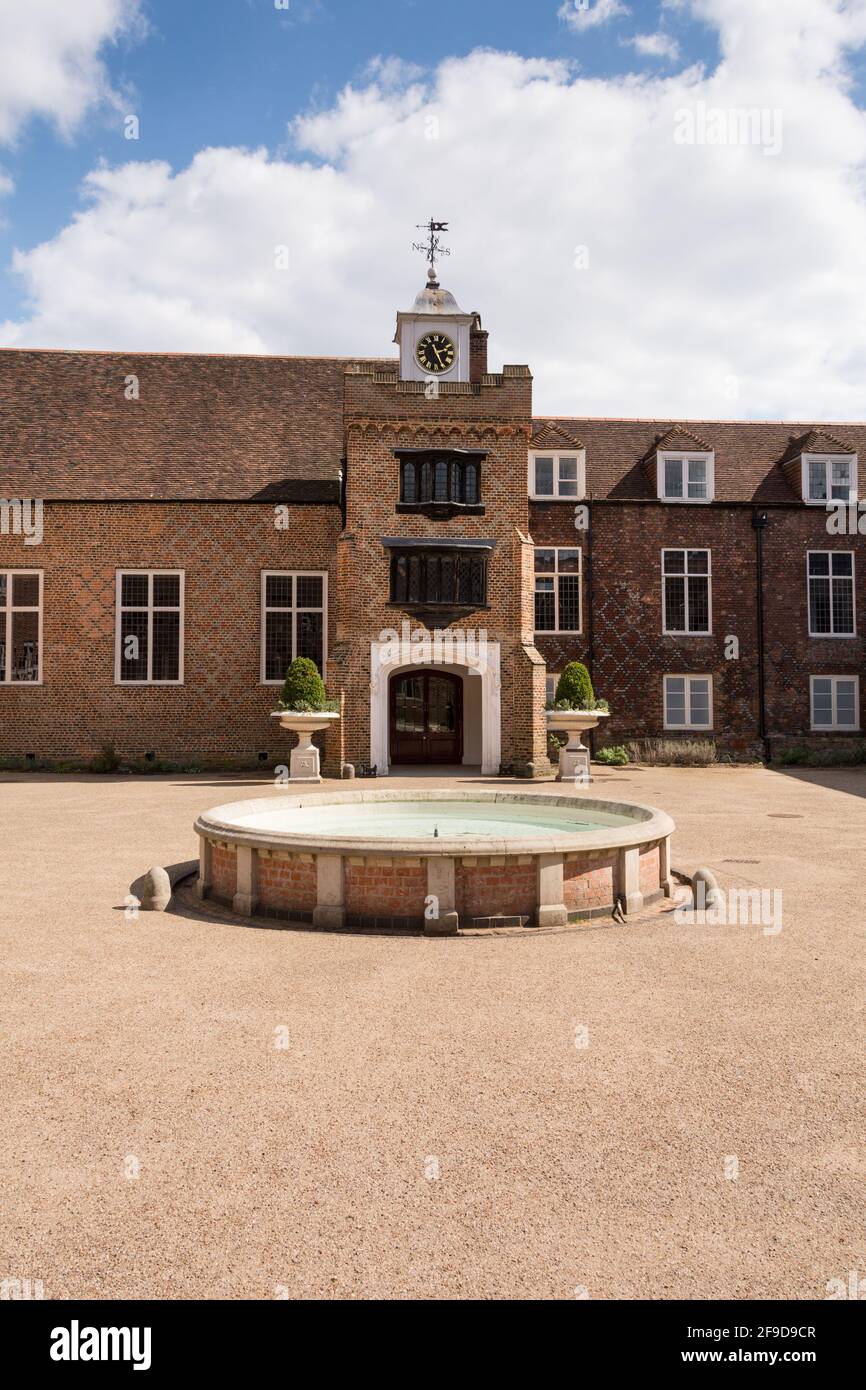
(4, 0, 866, 420)
(0, 0, 715, 324)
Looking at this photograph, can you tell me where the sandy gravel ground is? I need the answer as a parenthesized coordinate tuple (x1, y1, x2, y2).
(1, 765, 863, 1301)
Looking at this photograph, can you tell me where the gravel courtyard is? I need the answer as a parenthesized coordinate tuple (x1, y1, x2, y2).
(1, 765, 863, 1301)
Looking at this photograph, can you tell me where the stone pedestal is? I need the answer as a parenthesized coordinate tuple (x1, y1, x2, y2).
(425, 857, 459, 935)
(558, 740, 591, 784)
(233, 844, 259, 917)
(312, 853, 345, 930)
(546, 710, 609, 784)
(536, 853, 568, 928)
(616, 845, 644, 916)
(290, 731, 321, 784)
(270, 711, 341, 785)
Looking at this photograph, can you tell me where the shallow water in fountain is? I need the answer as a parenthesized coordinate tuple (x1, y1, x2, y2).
(229, 799, 634, 840)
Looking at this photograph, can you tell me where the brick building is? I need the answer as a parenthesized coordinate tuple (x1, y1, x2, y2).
(1, 267, 864, 771)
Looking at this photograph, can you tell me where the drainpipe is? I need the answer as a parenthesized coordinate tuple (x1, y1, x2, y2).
(752, 509, 770, 763)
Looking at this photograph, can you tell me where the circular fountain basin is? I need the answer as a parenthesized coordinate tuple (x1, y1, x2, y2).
(194, 789, 674, 934)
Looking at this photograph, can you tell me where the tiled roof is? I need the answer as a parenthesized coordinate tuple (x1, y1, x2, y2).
(0, 349, 388, 501)
(1, 344, 864, 505)
(536, 417, 866, 501)
(530, 420, 584, 451)
(776, 427, 856, 466)
(639, 424, 714, 460)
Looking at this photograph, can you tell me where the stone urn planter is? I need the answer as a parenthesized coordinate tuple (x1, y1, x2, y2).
(269, 710, 341, 784)
(545, 709, 610, 784)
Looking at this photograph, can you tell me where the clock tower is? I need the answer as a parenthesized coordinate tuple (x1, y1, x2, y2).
(394, 266, 474, 383)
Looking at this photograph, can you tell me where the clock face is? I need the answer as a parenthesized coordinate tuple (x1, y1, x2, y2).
(416, 331, 456, 374)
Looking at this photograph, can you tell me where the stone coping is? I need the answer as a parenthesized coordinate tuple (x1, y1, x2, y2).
(194, 788, 675, 858)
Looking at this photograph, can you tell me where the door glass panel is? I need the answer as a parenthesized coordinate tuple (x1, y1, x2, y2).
(395, 677, 425, 733)
(428, 677, 456, 733)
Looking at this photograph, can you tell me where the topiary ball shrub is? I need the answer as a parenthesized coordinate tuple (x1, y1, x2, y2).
(277, 657, 327, 712)
(553, 662, 596, 710)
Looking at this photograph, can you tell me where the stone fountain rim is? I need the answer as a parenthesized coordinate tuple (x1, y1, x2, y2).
(194, 788, 675, 858)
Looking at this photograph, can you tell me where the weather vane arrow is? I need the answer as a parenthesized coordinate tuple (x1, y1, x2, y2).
(412, 217, 451, 281)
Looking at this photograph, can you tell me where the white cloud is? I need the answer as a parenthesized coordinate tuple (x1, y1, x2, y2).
(558, 0, 630, 32)
(0, 0, 145, 145)
(6, 3, 866, 421)
(627, 32, 681, 62)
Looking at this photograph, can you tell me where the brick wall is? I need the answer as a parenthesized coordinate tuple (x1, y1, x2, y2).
(211, 845, 236, 900)
(0, 501, 341, 760)
(761, 509, 866, 742)
(327, 362, 551, 774)
(639, 844, 661, 896)
(344, 858, 427, 918)
(531, 498, 865, 752)
(456, 858, 536, 920)
(256, 853, 317, 913)
(563, 855, 615, 911)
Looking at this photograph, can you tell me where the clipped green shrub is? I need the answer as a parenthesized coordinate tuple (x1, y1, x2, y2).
(277, 657, 328, 712)
(596, 745, 629, 766)
(553, 662, 596, 710)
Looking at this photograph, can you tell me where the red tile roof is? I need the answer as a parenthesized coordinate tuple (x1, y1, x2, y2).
(0, 349, 388, 501)
(541, 417, 866, 502)
(1, 347, 864, 504)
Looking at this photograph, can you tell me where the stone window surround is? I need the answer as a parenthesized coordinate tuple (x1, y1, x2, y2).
(809, 674, 860, 731)
(801, 453, 858, 506)
(663, 673, 714, 731)
(528, 449, 587, 501)
(662, 548, 712, 636)
(657, 450, 715, 503)
(534, 546, 582, 635)
(114, 569, 185, 686)
(0, 568, 42, 685)
(260, 569, 329, 685)
(806, 550, 856, 639)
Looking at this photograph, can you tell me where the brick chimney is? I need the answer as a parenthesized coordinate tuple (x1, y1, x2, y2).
(469, 312, 488, 382)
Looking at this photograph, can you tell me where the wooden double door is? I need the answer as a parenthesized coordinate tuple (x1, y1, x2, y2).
(389, 671, 463, 766)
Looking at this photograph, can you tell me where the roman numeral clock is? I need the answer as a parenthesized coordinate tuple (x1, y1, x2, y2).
(416, 331, 456, 374)
(394, 219, 473, 383)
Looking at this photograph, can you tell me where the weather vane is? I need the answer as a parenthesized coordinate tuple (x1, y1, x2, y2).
(412, 218, 450, 281)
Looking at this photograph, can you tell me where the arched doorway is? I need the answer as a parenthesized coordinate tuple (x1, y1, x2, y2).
(389, 670, 463, 765)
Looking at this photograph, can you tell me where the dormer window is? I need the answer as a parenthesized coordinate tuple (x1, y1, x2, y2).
(658, 452, 714, 503)
(803, 454, 857, 505)
(529, 451, 585, 500)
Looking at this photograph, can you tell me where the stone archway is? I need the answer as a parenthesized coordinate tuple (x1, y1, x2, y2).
(370, 636, 501, 775)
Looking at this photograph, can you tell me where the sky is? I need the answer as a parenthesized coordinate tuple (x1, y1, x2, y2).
(2, 0, 866, 418)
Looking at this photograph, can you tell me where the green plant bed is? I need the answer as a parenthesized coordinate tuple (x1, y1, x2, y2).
(626, 737, 718, 767)
(775, 742, 866, 768)
(596, 745, 630, 766)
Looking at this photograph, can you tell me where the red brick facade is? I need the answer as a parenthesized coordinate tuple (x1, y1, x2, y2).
(1, 286, 864, 766)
